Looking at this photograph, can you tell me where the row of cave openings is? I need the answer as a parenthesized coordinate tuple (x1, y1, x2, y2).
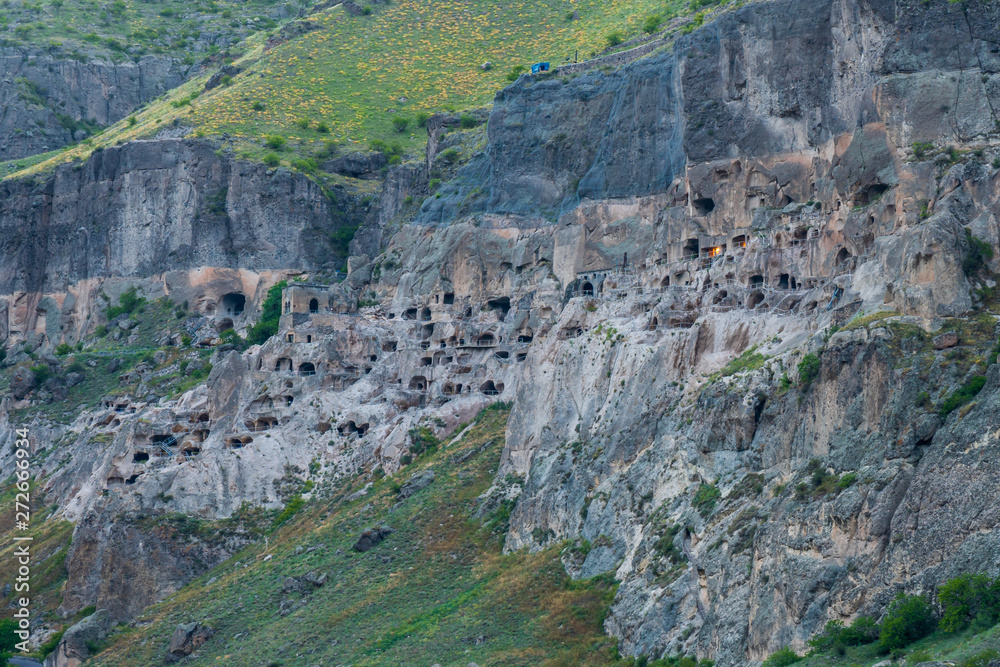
(110, 418, 211, 487)
(688, 177, 890, 215)
(395, 295, 514, 323)
(405, 376, 505, 396)
(270, 359, 317, 376)
(649, 247, 852, 295)
(412, 348, 529, 369)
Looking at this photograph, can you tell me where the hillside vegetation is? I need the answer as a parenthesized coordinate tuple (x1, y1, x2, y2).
(1, 0, 709, 180)
(0, 0, 284, 61)
(83, 406, 676, 667)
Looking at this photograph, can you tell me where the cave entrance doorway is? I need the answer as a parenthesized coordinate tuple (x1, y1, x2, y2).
(221, 293, 246, 317)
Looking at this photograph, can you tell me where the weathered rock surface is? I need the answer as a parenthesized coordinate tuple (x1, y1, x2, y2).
(166, 621, 215, 661)
(397, 470, 435, 500)
(352, 526, 394, 552)
(58, 515, 244, 622)
(42, 609, 112, 667)
(0, 138, 364, 295)
(7, 0, 1000, 665)
(0, 48, 189, 161)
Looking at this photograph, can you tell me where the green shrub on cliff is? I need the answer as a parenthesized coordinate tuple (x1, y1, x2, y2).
(506, 64, 526, 82)
(717, 345, 767, 378)
(643, 14, 664, 33)
(797, 353, 821, 387)
(938, 374, 987, 417)
(408, 425, 440, 457)
(938, 573, 1000, 633)
(963, 230, 994, 277)
(30, 364, 52, 385)
(692, 482, 720, 517)
(763, 646, 801, 666)
(245, 280, 286, 346)
(807, 616, 879, 652)
(877, 593, 937, 653)
(105, 286, 144, 320)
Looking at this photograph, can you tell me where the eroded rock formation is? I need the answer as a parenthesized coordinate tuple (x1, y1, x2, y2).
(3, 0, 1000, 664)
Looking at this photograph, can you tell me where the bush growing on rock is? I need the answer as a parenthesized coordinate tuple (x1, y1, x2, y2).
(246, 280, 286, 346)
(762, 646, 801, 666)
(797, 353, 821, 386)
(692, 482, 720, 517)
(407, 425, 440, 457)
(877, 593, 937, 653)
(273, 494, 304, 526)
(962, 229, 994, 276)
(938, 573, 1000, 633)
(30, 364, 51, 385)
(506, 64, 526, 81)
(36, 627, 65, 658)
(292, 157, 317, 173)
(629, 657, 712, 667)
(219, 329, 246, 350)
(912, 141, 935, 159)
(807, 616, 879, 651)
(106, 286, 144, 320)
(938, 375, 987, 418)
(643, 14, 664, 33)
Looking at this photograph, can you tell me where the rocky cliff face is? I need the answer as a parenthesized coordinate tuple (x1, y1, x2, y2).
(4, 0, 1000, 664)
(0, 48, 190, 161)
(0, 138, 361, 295)
(0, 137, 366, 348)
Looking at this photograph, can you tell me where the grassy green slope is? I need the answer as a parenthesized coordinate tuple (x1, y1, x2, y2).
(4, 0, 703, 180)
(786, 624, 1000, 667)
(87, 406, 639, 667)
(186, 0, 685, 149)
(0, 0, 278, 62)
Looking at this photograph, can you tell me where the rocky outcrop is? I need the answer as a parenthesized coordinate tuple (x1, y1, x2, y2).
(42, 609, 112, 667)
(0, 138, 364, 295)
(353, 526, 394, 552)
(0, 48, 189, 161)
(403, 0, 1000, 227)
(166, 622, 215, 662)
(397, 469, 435, 501)
(8, 0, 1000, 664)
(59, 515, 244, 621)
